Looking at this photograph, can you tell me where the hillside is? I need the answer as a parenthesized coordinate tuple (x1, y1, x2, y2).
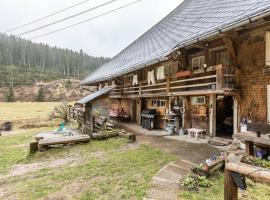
(0, 33, 110, 87)
(0, 79, 90, 102)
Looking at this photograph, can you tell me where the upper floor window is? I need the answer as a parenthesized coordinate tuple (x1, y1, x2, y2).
(212, 50, 229, 66)
(192, 56, 205, 70)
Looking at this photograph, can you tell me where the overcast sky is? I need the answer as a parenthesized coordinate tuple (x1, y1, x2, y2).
(0, 0, 183, 57)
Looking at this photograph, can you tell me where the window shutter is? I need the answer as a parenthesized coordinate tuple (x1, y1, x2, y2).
(267, 85, 270, 124)
(266, 31, 270, 66)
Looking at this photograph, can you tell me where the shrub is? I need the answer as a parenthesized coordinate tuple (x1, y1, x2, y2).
(36, 87, 45, 102)
(49, 102, 70, 123)
(180, 175, 213, 191)
(6, 87, 15, 102)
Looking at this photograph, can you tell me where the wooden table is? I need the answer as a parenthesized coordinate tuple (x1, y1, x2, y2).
(234, 132, 270, 155)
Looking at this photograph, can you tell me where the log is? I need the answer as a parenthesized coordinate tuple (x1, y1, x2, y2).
(29, 141, 39, 153)
(91, 131, 118, 140)
(226, 162, 270, 184)
(119, 132, 136, 142)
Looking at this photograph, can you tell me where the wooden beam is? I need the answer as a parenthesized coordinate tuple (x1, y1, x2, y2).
(170, 75, 217, 84)
(170, 82, 214, 90)
(226, 162, 270, 184)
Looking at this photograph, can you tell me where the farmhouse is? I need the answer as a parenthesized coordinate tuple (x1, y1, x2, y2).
(74, 0, 270, 140)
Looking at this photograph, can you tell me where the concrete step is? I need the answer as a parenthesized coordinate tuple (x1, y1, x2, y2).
(173, 159, 196, 170)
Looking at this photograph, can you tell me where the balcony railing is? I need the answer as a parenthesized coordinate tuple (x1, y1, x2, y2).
(110, 65, 238, 98)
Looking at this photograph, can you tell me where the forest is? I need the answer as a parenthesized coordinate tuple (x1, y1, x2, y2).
(0, 33, 110, 86)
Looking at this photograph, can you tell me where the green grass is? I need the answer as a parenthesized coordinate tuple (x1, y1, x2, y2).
(0, 127, 176, 200)
(180, 172, 270, 200)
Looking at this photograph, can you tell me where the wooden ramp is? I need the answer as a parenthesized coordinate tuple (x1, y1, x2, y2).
(38, 135, 90, 149)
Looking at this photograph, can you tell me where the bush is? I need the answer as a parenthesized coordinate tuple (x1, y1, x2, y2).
(49, 102, 70, 123)
(36, 87, 45, 102)
(180, 175, 213, 191)
(6, 87, 15, 102)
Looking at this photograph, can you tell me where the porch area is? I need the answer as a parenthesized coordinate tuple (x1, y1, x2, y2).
(118, 122, 230, 158)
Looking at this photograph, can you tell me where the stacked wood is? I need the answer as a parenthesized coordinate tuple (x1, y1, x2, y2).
(93, 116, 107, 133)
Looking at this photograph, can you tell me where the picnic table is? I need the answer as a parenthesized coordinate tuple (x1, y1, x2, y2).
(234, 132, 270, 155)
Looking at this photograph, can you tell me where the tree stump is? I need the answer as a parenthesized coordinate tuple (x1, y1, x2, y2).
(29, 141, 39, 153)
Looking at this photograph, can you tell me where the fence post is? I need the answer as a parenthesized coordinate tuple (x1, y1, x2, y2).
(224, 169, 238, 200)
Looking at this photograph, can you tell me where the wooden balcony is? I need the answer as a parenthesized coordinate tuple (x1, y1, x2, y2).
(110, 65, 239, 98)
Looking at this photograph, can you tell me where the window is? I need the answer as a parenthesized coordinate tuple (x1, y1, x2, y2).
(266, 31, 270, 66)
(212, 50, 228, 66)
(191, 96, 206, 105)
(192, 56, 205, 70)
(151, 99, 166, 108)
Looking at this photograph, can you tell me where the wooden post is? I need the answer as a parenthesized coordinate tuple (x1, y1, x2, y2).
(209, 94, 216, 137)
(245, 141, 254, 156)
(216, 65, 224, 90)
(224, 169, 238, 200)
(233, 96, 238, 136)
(183, 96, 192, 128)
(166, 77, 170, 94)
(139, 83, 142, 96)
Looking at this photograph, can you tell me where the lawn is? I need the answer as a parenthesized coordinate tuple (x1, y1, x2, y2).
(0, 129, 175, 200)
(0, 103, 176, 199)
(0, 102, 61, 121)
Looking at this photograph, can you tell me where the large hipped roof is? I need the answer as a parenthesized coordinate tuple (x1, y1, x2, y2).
(82, 0, 270, 85)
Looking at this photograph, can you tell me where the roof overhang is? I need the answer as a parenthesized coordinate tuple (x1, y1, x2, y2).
(77, 86, 114, 105)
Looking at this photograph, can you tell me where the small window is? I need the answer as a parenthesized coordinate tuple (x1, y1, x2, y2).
(192, 56, 205, 70)
(191, 96, 206, 105)
(151, 99, 166, 108)
(212, 50, 229, 66)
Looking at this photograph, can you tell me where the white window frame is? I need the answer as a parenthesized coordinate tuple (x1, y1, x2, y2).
(191, 96, 206, 105)
(191, 56, 205, 70)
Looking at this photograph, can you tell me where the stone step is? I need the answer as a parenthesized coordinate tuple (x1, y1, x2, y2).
(155, 169, 181, 184)
(165, 163, 190, 175)
(173, 159, 196, 170)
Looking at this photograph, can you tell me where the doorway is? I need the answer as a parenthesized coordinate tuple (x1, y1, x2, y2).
(216, 96, 234, 138)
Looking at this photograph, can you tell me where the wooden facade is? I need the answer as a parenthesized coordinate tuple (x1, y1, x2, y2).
(81, 20, 270, 138)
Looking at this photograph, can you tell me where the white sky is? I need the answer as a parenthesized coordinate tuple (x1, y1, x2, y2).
(0, 0, 183, 57)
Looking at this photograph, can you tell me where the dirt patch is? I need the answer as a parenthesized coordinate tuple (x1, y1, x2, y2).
(121, 142, 139, 151)
(42, 179, 96, 200)
(10, 158, 81, 177)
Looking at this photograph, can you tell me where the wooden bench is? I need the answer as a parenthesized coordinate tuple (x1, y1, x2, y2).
(38, 135, 90, 150)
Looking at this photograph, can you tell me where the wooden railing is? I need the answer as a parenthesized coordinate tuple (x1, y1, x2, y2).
(110, 65, 238, 98)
